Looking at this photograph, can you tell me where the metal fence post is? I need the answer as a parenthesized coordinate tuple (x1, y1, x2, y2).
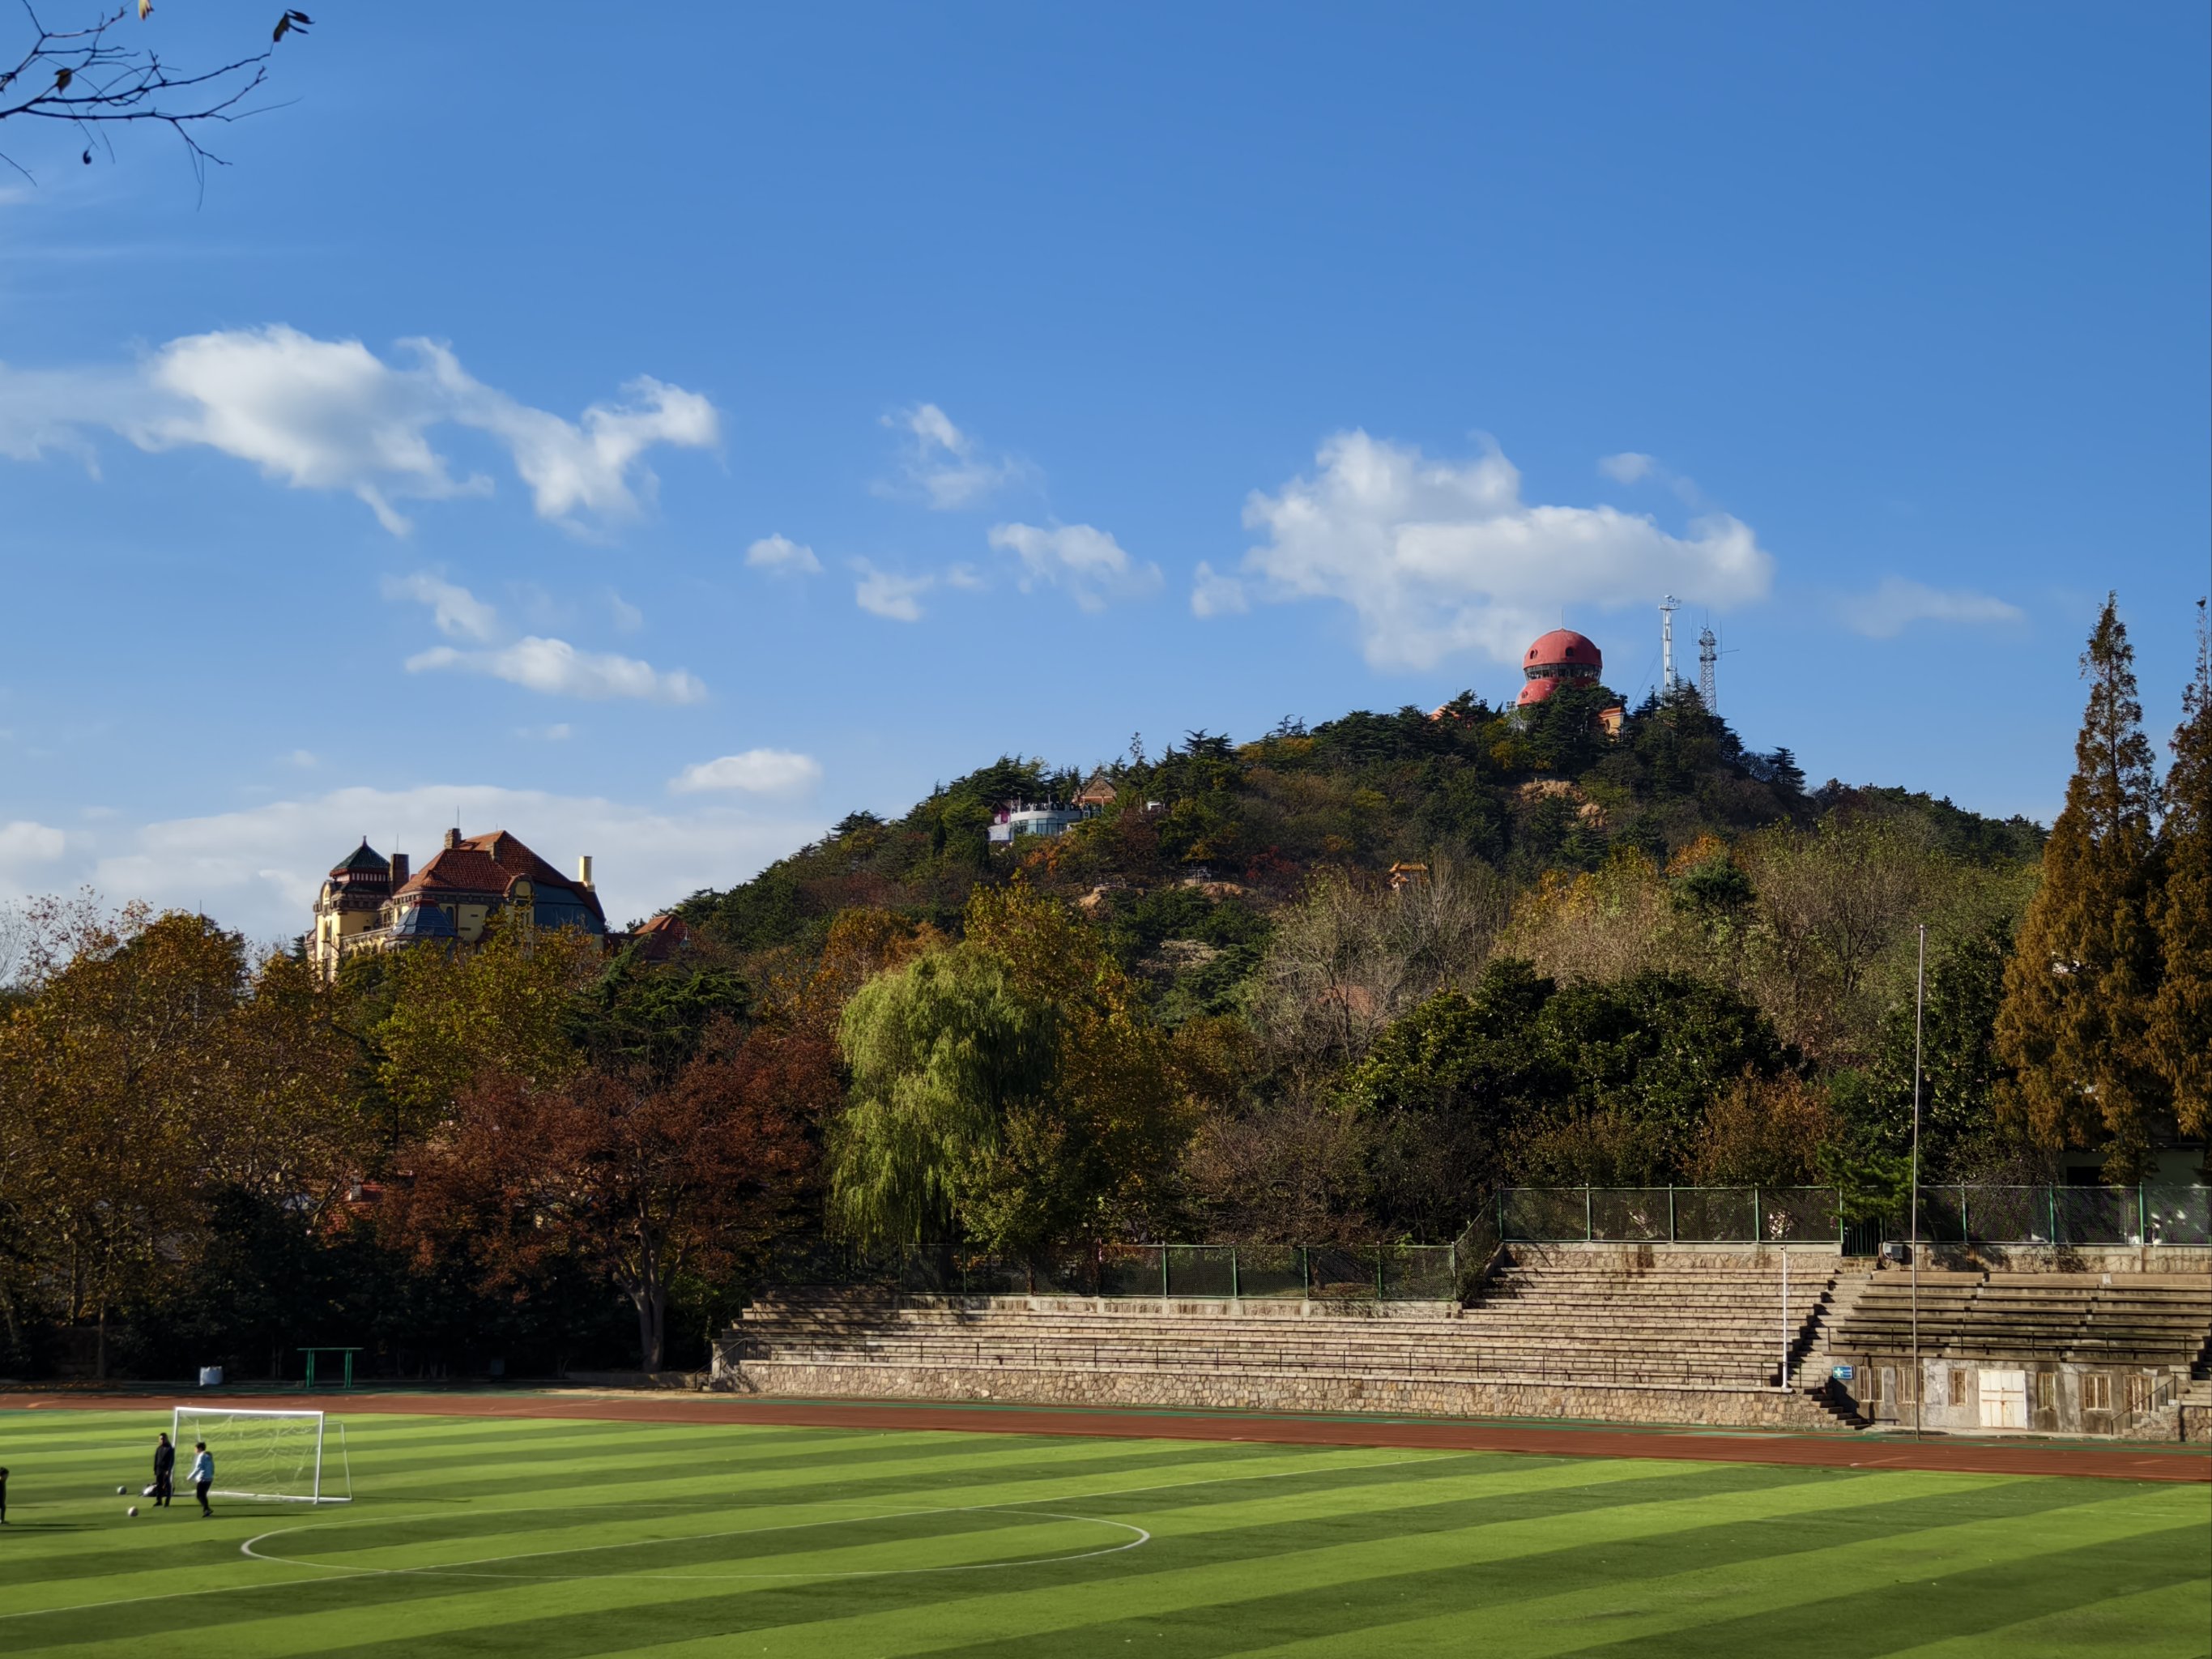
(1230, 1246, 1240, 1301)
(1960, 1184, 1970, 1246)
(1668, 1185, 1677, 1243)
(1160, 1246, 1170, 1302)
(1754, 1186, 1762, 1245)
(1584, 1186, 1593, 1242)
(2138, 1184, 2149, 1247)
(2048, 1184, 2057, 1246)
(1301, 1246, 1311, 1301)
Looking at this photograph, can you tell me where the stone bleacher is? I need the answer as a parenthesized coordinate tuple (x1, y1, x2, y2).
(716, 1247, 1850, 1428)
(1458, 1252, 1835, 1387)
(715, 1252, 2212, 1437)
(1824, 1272, 2212, 1369)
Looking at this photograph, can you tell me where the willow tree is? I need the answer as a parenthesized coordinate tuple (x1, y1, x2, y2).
(2149, 600, 2212, 1138)
(828, 946, 1056, 1251)
(829, 889, 1191, 1263)
(1994, 596, 2166, 1178)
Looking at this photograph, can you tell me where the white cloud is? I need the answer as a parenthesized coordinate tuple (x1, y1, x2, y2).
(0, 325, 718, 535)
(879, 402, 1029, 510)
(382, 572, 500, 642)
(852, 561, 935, 623)
(407, 638, 706, 703)
(283, 750, 319, 770)
(746, 533, 823, 575)
(6, 785, 828, 942)
(0, 821, 66, 872)
(669, 749, 823, 797)
(1221, 430, 1774, 671)
(1600, 450, 1705, 507)
(1838, 577, 2025, 638)
(606, 591, 645, 634)
(1190, 561, 1250, 618)
(944, 563, 987, 591)
(987, 522, 1161, 612)
(384, 575, 701, 702)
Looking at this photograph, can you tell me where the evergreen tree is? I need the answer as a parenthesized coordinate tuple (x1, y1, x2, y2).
(1993, 595, 2167, 1178)
(2148, 599, 2212, 1139)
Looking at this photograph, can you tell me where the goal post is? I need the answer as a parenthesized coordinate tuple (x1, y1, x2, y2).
(170, 1406, 352, 1503)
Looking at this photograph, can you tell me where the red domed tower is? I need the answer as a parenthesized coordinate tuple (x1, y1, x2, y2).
(1515, 629, 1603, 707)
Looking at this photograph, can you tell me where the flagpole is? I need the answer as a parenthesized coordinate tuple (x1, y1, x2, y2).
(1911, 922, 1925, 1440)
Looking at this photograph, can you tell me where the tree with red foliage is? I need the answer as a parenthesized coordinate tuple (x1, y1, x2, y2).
(398, 1025, 829, 1371)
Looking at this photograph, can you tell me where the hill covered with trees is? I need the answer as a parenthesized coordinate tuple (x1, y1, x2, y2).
(1, 599, 2202, 1384)
(680, 680, 2041, 1057)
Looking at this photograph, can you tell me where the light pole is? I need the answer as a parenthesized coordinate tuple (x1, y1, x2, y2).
(1910, 923, 1925, 1440)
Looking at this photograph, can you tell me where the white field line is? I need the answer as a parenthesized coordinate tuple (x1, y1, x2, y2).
(0, 1448, 1452, 1626)
(242, 1503, 1152, 1583)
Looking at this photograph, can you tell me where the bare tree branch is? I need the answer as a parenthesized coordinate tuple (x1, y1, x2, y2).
(1, 4, 309, 193)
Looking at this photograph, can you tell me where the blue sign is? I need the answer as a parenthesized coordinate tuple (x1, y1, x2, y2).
(1831, 1365, 1855, 1382)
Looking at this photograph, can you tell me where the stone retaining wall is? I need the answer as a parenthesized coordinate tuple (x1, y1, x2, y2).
(710, 1350, 1840, 1430)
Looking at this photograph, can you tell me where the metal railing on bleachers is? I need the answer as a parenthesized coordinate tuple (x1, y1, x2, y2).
(1482, 1184, 2210, 1249)
(758, 1184, 2210, 1305)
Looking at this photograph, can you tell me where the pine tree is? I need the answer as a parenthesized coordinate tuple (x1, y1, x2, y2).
(1993, 595, 2167, 1179)
(2148, 599, 2211, 1139)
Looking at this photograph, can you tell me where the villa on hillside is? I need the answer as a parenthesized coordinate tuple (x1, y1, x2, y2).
(988, 770, 1120, 846)
(308, 828, 607, 975)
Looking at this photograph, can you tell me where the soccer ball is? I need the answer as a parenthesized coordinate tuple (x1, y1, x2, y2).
(116, 1485, 126, 1495)
(126, 1505, 139, 1517)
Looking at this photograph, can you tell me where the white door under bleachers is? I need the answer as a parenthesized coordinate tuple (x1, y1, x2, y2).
(1978, 1368, 2027, 1428)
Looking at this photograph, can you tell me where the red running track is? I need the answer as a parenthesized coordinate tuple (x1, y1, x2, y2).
(8, 1388, 2206, 1484)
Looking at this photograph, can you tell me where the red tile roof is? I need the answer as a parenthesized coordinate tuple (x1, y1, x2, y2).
(390, 830, 604, 924)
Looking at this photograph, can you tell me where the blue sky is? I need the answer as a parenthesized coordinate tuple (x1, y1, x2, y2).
(2, 3, 2207, 940)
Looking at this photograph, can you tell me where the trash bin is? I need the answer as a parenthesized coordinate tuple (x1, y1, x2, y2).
(198, 1366, 224, 1388)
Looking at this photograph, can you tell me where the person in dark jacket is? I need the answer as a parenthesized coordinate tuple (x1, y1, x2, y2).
(152, 1433, 175, 1509)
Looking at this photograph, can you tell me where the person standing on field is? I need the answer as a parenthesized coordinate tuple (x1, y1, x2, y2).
(0, 1465, 9, 1525)
(152, 1432, 175, 1509)
(188, 1441, 213, 1517)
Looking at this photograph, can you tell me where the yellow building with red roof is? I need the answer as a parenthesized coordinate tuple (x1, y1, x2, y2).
(308, 827, 607, 976)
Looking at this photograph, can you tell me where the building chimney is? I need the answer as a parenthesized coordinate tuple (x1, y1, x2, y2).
(577, 854, 595, 890)
(443, 827, 462, 851)
(390, 852, 410, 887)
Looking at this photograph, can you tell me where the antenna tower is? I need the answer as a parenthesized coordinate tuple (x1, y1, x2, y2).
(1659, 595, 1681, 693)
(1697, 625, 1718, 712)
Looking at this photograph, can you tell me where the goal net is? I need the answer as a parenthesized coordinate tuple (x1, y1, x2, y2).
(171, 1406, 351, 1503)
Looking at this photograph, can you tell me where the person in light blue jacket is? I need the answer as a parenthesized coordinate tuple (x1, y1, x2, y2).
(188, 1442, 214, 1516)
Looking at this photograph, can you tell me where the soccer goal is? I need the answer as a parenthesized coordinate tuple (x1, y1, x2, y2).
(171, 1406, 352, 1503)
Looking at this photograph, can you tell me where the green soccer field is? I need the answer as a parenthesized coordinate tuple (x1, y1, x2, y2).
(0, 1408, 2206, 1657)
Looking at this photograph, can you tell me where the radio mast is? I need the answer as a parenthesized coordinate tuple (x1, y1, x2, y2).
(1660, 595, 1680, 693)
(1698, 625, 1718, 711)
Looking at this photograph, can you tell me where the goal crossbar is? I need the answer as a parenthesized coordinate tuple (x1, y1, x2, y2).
(171, 1405, 352, 1503)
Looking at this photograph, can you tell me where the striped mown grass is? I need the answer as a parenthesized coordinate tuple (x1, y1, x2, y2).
(0, 1409, 2204, 1656)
